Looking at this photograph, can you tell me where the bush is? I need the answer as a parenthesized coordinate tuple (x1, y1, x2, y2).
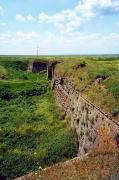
(0, 91, 12, 101)
(112, 109, 119, 117)
(0, 65, 7, 79)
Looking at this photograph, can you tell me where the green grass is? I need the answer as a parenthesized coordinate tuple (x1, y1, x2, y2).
(0, 55, 57, 63)
(0, 55, 119, 178)
(0, 59, 76, 179)
(56, 56, 119, 116)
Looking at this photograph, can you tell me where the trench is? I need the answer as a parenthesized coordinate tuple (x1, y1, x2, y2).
(0, 60, 76, 179)
(28, 60, 119, 156)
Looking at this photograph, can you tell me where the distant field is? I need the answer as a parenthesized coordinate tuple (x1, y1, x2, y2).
(0, 55, 56, 62)
(0, 59, 75, 179)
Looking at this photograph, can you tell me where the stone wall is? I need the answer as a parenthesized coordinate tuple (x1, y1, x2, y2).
(53, 73, 119, 156)
(28, 60, 58, 80)
(47, 62, 57, 80)
(28, 61, 47, 73)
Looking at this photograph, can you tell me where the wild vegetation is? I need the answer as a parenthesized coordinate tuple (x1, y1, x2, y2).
(56, 56, 119, 118)
(0, 55, 119, 179)
(0, 58, 75, 179)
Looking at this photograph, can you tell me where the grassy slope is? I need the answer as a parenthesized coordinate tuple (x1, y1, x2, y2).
(56, 56, 119, 118)
(39, 147, 119, 180)
(0, 59, 75, 179)
(16, 147, 119, 180)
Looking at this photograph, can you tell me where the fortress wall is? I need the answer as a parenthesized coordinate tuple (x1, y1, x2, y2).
(53, 73, 119, 156)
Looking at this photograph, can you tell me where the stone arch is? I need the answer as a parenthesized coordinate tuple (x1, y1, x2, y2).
(28, 60, 59, 80)
(28, 61, 47, 73)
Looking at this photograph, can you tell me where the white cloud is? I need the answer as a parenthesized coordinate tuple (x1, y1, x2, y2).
(65, 19, 82, 33)
(77, 0, 119, 15)
(75, 0, 119, 16)
(110, 32, 119, 40)
(16, 14, 35, 22)
(0, 6, 3, 16)
(99, 0, 119, 10)
(26, 15, 35, 21)
(0, 33, 12, 45)
(75, 0, 96, 18)
(38, 32, 119, 55)
(1, 31, 119, 55)
(14, 1, 119, 33)
(16, 14, 26, 22)
(15, 31, 40, 42)
(38, 12, 65, 24)
(38, 10, 83, 33)
(38, 0, 119, 33)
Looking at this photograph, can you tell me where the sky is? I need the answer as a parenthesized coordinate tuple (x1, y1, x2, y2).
(0, 0, 119, 55)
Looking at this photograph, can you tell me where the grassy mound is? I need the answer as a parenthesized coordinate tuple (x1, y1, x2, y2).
(56, 56, 119, 118)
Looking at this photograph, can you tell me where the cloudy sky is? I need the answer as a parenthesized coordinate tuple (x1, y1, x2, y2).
(0, 0, 119, 55)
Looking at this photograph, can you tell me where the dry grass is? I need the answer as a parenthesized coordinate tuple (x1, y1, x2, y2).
(56, 56, 119, 119)
(16, 147, 119, 180)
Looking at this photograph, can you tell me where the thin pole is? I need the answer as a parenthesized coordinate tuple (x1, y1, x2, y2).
(37, 47, 38, 57)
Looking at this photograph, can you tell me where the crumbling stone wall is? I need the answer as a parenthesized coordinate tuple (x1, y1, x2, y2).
(28, 61, 47, 73)
(53, 73, 119, 156)
(28, 61, 58, 80)
(47, 62, 57, 80)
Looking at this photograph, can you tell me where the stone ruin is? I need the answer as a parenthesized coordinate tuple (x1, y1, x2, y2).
(28, 60, 58, 80)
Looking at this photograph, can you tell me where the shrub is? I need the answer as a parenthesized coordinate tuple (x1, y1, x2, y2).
(0, 65, 7, 79)
(112, 109, 119, 117)
(0, 91, 12, 101)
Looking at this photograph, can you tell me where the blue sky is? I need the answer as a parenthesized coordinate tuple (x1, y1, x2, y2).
(0, 0, 119, 55)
